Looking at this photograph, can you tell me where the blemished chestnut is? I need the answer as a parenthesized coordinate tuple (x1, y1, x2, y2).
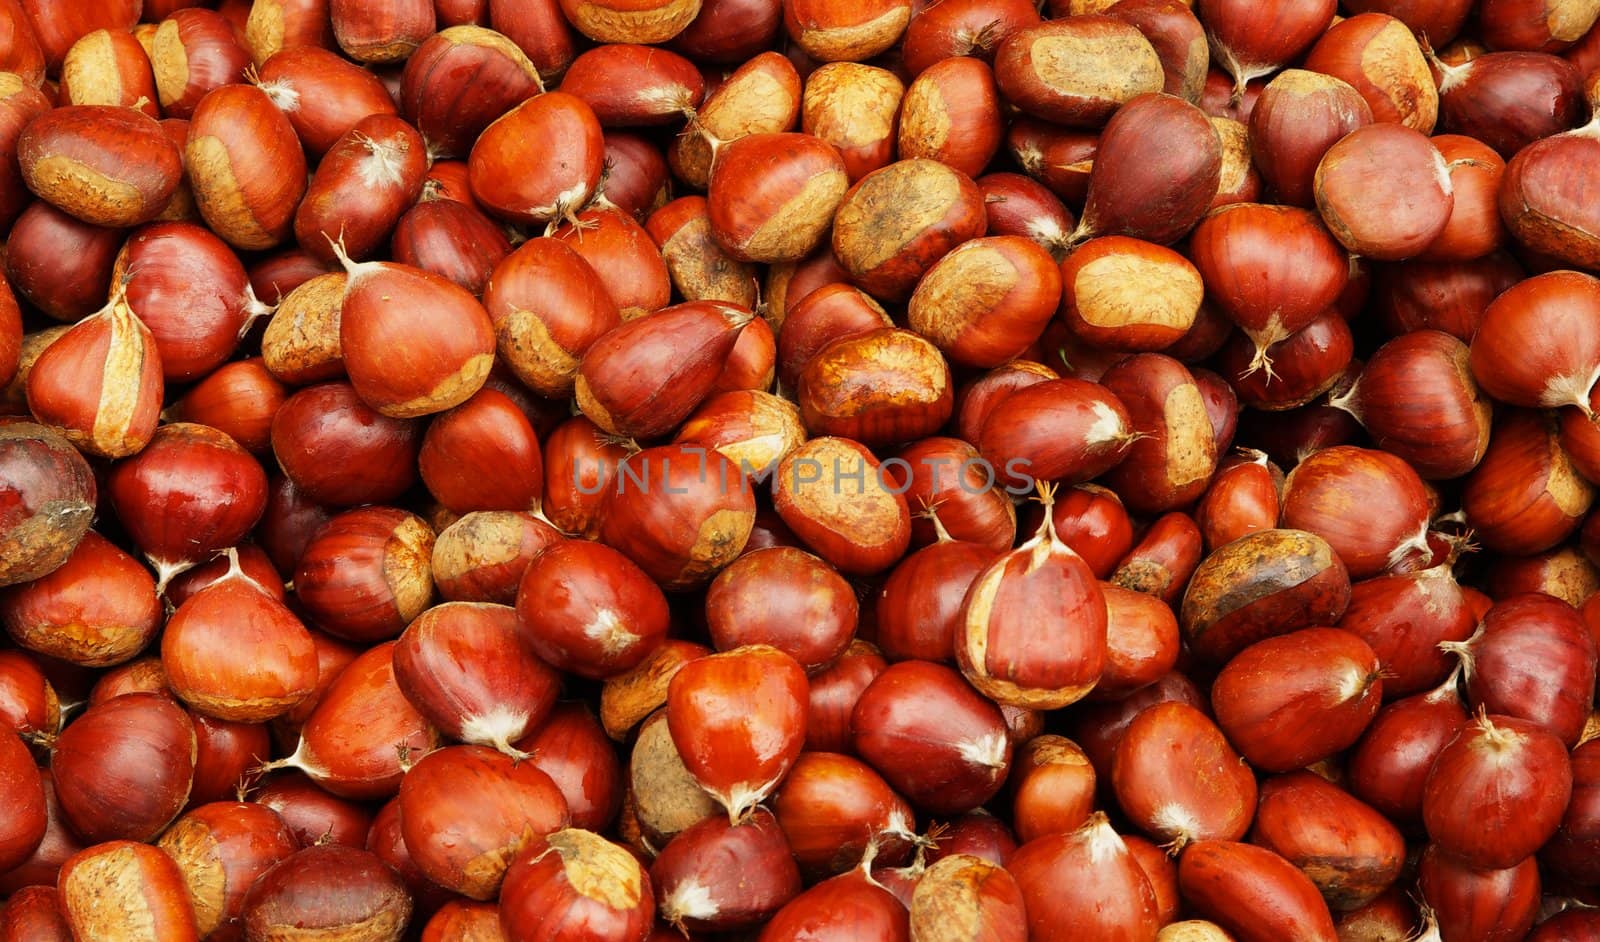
(0, 422, 96, 588)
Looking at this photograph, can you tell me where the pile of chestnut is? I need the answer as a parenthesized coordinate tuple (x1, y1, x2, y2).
(3, 0, 1600, 938)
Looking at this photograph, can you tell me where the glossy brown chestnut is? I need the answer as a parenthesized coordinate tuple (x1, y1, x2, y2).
(240, 844, 413, 940)
(162, 549, 317, 723)
(398, 25, 542, 158)
(51, 692, 196, 843)
(18, 104, 181, 227)
(107, 422, 267, 589)
(156, 801, 298, 939)
(499, 829, 655, 942)
(666, 645, 808, 824)
(801, 62, 903, 182)
(705, 547, 856, 672)
(1301, 11, 1438, 131)
(1177, 840, 1338, 942)
(1463, 409, 1593, 555)
(850, 659, 1012, 816)
(418, 388, 543, 515)
(1211, 627, 1383, 772)
(254, 46, 399, 156)
(293, 506, 435, 644)
(1, 531, 162, 667)
(1180, 527, 1352, 664)
(186, 83, 308, 251)
(772, 436, 910, 576)
(294, 113, 427, 265)
(993, 16, 1162, 127)
(25, 285, 163, 460)
(597, 442, 756, 589)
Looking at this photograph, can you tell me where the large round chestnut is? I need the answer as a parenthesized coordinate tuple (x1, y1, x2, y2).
(597, 443, 756, 590)
(1471, 269, 1600, 413)
(993, 17, 1162, 127)
(51, 692, 197, 844)
(1, 531, 162, 670)
(1448, 592, 1597, 747)
(399, 744, 570, 900)
(1463, 409, 1593, 556)
(1180, 528, 1351, 664)
(186, 84, 308, 251)
(107, 422, 268, 590)
(18, 105, 182, 228)
(1278, 445, 1433, 579)
(1313, 123, 1453, 260)
(499, 828, 655, 942)
(706, 131, 849, 264)
(470, 91, 604, 226)
(418, 387, 543, 515)
(1187, 203, 1348, 374)
(850, 660, 1012, 816)
(271, 382, 423, 508)
(516, 539, 670, 680)
(1300, 11, 1437, 131)
(666, 645, 809, 823)
(394, 601, 560, 756)
(432, 511, 563, 605)
(575, 300, 751, 440)
(1113, 700, 1258, 849)
(830, 158, 986, 302)
(334, 253, 497, 420)
(398, 25, 543, 159)
(1211, 627, 1383, 772)
(797, 327, 954, 446)
(156, 801, 299, 940)
(241, 845, 413, 941)
(705, 547, 857, 672)
(1422, 712, 1573, 870)
(161, 550, 317, 723)
(908, 234, 1061, 368)
(294, 507, 436, 644)
(773, 436, 911, 576)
